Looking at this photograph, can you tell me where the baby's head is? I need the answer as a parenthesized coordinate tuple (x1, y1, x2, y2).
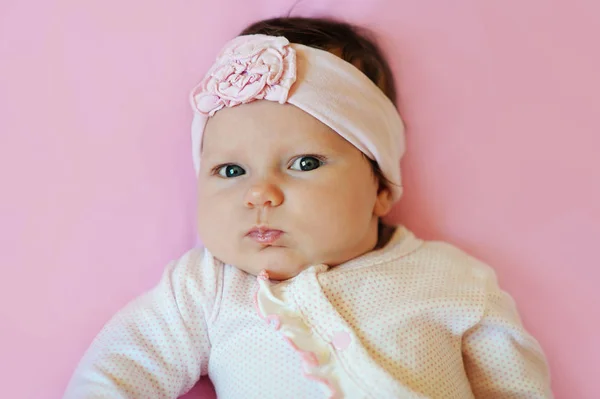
(190, 17, 405, 280)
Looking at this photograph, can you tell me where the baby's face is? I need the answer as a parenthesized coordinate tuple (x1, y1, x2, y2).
(196, 101, 392, 280)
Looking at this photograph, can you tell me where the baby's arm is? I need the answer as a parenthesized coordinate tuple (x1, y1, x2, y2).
(463, 264, 553, 398)
(63, 249, 215, 399)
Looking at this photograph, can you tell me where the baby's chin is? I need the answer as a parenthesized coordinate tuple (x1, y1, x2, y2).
(215, 248, 316, 281)
(257, 266, 306, 282)
(240, 259, 310, 281)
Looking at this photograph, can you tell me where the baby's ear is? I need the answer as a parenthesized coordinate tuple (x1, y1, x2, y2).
(373, 185, 393, 217)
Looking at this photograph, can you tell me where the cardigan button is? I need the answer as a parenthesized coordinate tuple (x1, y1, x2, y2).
(331, 331, 351, 350)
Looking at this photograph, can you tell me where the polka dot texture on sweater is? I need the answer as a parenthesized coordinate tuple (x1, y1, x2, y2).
(64, 227, 552, 399)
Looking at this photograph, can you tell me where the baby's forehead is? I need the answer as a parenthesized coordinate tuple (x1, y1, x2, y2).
(202, 101, 348, 153)
(206, 101, 328, 132)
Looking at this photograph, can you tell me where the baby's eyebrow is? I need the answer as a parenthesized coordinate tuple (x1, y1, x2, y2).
(284, 141, 339, 153)
(200, 148, 243, 161)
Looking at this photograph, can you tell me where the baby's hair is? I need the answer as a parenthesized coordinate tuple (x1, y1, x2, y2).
(240, 16, 399, 191)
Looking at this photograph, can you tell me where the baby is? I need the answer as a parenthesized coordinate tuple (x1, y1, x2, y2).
(64, 17, 552, 398)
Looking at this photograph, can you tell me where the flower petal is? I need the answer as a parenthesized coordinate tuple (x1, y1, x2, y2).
(191, 34, 298, 113)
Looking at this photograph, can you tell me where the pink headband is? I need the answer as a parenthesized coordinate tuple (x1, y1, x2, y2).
(189, 34, 406, 201)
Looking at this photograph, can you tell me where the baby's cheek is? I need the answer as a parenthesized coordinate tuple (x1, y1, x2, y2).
(196, 203, 223, 242)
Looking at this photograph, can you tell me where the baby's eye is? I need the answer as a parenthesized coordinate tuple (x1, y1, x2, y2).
(217, 164, 246, 178)
(290, 156, 323, 172)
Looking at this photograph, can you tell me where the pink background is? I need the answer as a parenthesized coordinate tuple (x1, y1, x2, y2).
(1, 0, 598, 398)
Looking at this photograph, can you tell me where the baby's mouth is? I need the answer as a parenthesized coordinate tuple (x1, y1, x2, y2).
(246, 227, 284, 245)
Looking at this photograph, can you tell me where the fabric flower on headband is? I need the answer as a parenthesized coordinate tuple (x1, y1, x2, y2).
(191, 35, 297, 116)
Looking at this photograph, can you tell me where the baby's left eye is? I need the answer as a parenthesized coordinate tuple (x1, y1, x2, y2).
(290, 156, 323, 172)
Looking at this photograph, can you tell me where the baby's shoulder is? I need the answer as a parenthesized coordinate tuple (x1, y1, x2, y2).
(160, 246, 223, 298)
(400, 235, 498, 290)
(168, 246, 212, 274)
(373, 226, 498, 294)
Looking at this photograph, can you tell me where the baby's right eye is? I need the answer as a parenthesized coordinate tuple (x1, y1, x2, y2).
(216, 164, 246, 178)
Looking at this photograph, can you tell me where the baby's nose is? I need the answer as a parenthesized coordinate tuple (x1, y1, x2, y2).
(244, 182, 284, 208)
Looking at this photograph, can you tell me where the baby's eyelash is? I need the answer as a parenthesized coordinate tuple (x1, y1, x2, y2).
(210, 164, 231, 175)
(290, 154, 328, 165)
